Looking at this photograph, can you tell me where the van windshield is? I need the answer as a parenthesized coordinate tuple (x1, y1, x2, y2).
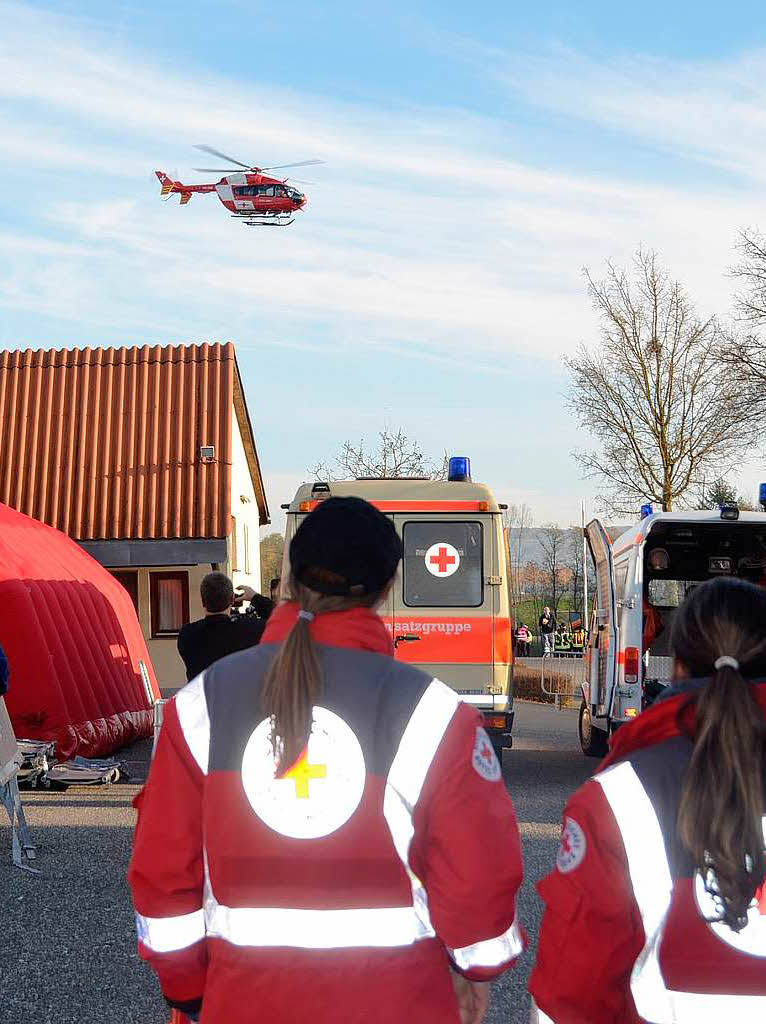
(402, 521, 483, 607)
(645, 523, 766, 607)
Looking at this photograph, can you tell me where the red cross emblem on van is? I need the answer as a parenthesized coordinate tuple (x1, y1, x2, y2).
(425, 542, 460, 578)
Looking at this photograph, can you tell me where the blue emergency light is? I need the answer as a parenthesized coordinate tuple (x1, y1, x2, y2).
(760, 483, 766, 511)
(640, 502, 653, 520)
(448, 456, 471, 482)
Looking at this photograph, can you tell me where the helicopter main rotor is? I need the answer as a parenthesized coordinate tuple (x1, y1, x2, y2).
(193, 144, 325, 175)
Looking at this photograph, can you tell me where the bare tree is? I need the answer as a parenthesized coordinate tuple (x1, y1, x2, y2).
(731, 228, 766, 325)
(565, 527, 585, 616)
(521, 562, 547, 630)
(538, 524, 569, 615)
(503, 503, 534, 616)
(567, 250, 751, 514)
(723, 229, 766, 419)
(311, 427, 448, 480)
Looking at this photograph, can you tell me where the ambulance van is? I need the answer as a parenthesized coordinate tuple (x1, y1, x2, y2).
(581, 498, 766, 757)
(281, 458, 515, 752)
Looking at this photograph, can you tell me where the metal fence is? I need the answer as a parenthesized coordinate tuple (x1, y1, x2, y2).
(538, 655, 586, 708)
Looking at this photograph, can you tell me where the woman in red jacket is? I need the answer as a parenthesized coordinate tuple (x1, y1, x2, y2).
(530, 576, 766, 1023)
(129, 497, 524, 1023)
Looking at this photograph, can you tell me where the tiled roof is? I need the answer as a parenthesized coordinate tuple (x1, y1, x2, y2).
(0, 341, 268, 539)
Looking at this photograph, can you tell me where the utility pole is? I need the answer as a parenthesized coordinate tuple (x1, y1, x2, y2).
(582, 500, 589, 631)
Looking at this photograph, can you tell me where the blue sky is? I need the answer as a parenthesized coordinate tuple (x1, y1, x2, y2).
(2, 0, 766, 531)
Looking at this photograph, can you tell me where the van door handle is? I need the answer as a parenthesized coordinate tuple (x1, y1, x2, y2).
(394, 634, 421, 649)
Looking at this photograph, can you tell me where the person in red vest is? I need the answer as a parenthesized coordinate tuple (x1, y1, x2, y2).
(129, 496, 525, 1024)
(529, 576, 766, 1023)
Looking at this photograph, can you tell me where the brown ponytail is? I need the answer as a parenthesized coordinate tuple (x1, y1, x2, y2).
(672, 578, 766, 931)
(261, 573, 383, 772)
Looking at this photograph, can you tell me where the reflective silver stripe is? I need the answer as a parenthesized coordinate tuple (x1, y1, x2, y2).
(175, 674, 210, 775)
(203, 849, 429, 950)
(135, 908, 205, 953)
(596, 763, 766, 1022)
(647, 990, 766, 1022)
(383, 678, 460, 940)
(205, 903, 430, 948)
(596, 762, 674, 1023)
(529, 1000, 556, 1024)
(388, 679, 461, 809)
(449, 915, 524, 970)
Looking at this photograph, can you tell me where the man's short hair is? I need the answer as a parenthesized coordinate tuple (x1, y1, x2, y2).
(200, 572, 234, 613)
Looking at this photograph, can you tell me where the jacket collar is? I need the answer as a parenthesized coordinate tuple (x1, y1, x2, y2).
(601, 679, 766, 770)
(261, 601, 394, 657)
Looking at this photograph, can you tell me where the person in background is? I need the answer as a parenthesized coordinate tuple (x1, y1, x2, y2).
(233, 578, 280, 622)
(177, 572, 266, 681)
(570, 625, 586, 653)
(130, 497, 525, 1024)
(514, 622, 531, 657)
(539, 606, 557, 656)
(530, 576, 766, 1023)
(556, 626, 571, 654)
(642, 595, 664, 651)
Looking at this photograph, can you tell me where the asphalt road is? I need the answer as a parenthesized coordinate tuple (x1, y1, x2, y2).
(0, 701, 594, 1024)
(486, 701, 595, 1024)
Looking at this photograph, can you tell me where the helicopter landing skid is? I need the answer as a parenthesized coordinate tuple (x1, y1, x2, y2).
(232, 213, 295, 227)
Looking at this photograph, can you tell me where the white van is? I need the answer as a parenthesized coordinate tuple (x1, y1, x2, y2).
(281, 459, 515, 752)
(581, 502, 766, 756)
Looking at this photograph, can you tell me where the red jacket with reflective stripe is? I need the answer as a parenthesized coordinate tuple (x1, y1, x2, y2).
(529, 682, 766, 1024)
(128, 614, 524, 1024)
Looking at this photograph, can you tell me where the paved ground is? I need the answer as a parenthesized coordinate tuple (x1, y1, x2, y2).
(1, 701, 594, 1024)
(486, 701, 595, 1023)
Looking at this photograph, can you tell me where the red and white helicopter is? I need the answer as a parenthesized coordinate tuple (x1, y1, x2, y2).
(155, 145, 324, 227)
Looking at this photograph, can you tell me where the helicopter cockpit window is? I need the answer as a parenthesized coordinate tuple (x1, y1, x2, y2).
(260, 186, 276, 197)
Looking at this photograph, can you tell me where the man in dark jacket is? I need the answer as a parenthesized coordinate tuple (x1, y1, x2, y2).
(539, 606, 556, 656)
(177, 573, 269, 681)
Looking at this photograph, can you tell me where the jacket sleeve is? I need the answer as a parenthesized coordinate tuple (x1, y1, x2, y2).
(0, 643, 7, 695)
(408, 698, 525, 980)
(127, 685, 208, 1011)
(528, 780, 644, 1024)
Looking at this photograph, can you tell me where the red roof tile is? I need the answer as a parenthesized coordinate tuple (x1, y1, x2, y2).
(0, 342, 268, 539)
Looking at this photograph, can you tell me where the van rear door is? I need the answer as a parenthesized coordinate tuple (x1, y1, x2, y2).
(391, 515, 498, 705)
(585, 519, 618, 719)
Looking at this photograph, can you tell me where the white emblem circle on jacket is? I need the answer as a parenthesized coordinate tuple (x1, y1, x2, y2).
(556, 817, 586, 873)
(425, 542, 460, 578)
(694, 866, 766, 955)
(472, 727, 502, 781)
(241, 706, 366, 839)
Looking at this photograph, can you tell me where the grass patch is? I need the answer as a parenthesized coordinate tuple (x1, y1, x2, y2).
(513, 664, 554, 704)
(513, 664, 580, 706)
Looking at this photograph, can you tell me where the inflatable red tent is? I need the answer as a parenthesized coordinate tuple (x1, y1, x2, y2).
(0, 503, 159, 758)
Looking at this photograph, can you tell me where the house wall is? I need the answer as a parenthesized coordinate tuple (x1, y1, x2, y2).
(109, 564, 208, 694)
(230, 402, 263, 594)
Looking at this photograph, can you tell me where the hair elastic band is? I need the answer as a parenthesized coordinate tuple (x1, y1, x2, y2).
(714, 655, 739, 671)
(298, 610, 315, 622)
